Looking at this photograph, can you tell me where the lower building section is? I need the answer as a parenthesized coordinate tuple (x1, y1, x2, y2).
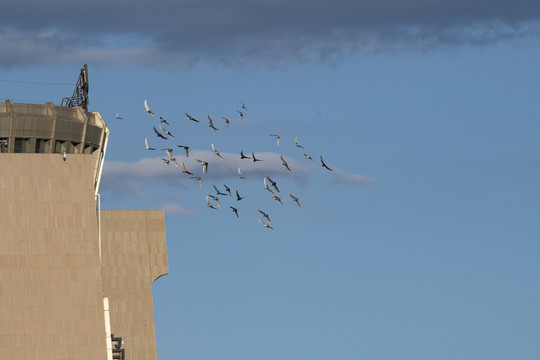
(0, 154, 168, 359)
(0, 154, 108, 360)
(100, 210, 169, 360)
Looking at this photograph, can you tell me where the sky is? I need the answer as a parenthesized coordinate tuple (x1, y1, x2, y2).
(1, 1, 540, 359)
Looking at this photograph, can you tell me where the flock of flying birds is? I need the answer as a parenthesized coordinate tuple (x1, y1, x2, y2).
(127, 99, 334, 230)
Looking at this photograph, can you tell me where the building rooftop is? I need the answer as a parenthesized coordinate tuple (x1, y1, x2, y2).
(0, 99, 109, 192)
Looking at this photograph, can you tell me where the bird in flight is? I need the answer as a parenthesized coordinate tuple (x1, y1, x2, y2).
(159, 125, 175, 138)
(240, 150, 251, 160)
(206, 195, 218, 210)
(266, 176, 280, 192)
(223, 117, 230, 127)
(237, 110, 244, 119)
(230, 206, 239, 217)
(258, 209, 271, 223)
(115, 111, 123, 120)
(161, 158, 170, 165)
(207, 113, 219, 131)
(270, 134, 280, 146)
(304, 154, 314, 162)
(153, 126, 167, 139)
(289, 193, 301, 208)
(211, 143, 224, 160)
(294, 136, 304, 149)
(236, 190, 246, 201)
(252, 152, 263, 162)
(197, 159, 209, 173)
(238, 168, 246, 179)
(185, 112, 200, 122)
(258, 219, 273, 230)
(213, 184, 227, 196)
(280, 155, 292, 172)
(144, 100, 155, 116)
(223, 184, 232, 196)
(181, 161, 194, 175)
(241, 102, 247, 111)
(145, 138, 156, 150)
(206, 194, 221, 208)
(159, 116, 169, 125)
(162, 148, 174, 159)
(177, 145, 189, 157)
(320, 155, 333, 171)
(273, 193, 283, 205)
(191, 176, 202, 187)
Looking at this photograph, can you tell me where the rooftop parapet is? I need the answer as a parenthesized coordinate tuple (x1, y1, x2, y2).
(0, 99, 109, 192)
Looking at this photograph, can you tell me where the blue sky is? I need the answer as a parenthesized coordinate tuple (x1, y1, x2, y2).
(1, 1, 540, 359)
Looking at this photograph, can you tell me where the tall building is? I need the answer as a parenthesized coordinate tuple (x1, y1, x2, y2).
(0, 85, 168, 359)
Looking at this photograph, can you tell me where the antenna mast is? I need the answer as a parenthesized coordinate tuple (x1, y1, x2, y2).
(61, 64, 89, 111)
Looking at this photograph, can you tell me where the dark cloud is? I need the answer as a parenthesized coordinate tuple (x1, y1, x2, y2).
(1, 0, 540, 68)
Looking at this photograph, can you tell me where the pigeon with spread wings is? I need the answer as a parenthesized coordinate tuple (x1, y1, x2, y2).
(185, 112, 200, 122)
(181, 161, 194, 175)
(258, 209, 272, 223)
(159, 125, 175, 138)
(289, 193, 301, 208)
(320, 155, 333, 171)
(197, 159, 208, 173)
(258, 219, 273, 230)
(153, 126, 167, 139)
(177, 145, 189, 157)
(145, 138, 156, 150)
(144, 100, 156, 116)
(280, 155, 291, 172)
(211, 143, 224, 160)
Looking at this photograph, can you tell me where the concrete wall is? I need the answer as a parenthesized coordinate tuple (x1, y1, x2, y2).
(100, 210, 169, 360)
(0, 154, 107, 360)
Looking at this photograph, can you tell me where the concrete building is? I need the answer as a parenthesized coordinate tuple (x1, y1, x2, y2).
(0, 99, 168, 360)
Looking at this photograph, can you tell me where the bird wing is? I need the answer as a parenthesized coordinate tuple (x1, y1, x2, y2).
(153, 126, 165, 137)
(320, 155, 333, 170)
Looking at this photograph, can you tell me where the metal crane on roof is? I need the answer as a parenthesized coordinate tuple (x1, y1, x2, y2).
(61, 64, 89, 111)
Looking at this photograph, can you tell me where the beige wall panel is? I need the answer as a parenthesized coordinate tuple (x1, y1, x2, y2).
(0, 154, 107, 360)
(100, 210, 168, 360)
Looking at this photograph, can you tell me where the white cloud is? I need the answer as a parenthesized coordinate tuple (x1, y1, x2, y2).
(100, 150, 372, 198)
(329, 170, 375, 188)
(160, 202, 197, 216)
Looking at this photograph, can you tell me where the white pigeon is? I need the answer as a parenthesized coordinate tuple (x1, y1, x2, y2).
(211, 143, 224, 160)
(145, 138, 155, 150)
(144, 99, 155, 116)
(238, 168, 246, 179)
